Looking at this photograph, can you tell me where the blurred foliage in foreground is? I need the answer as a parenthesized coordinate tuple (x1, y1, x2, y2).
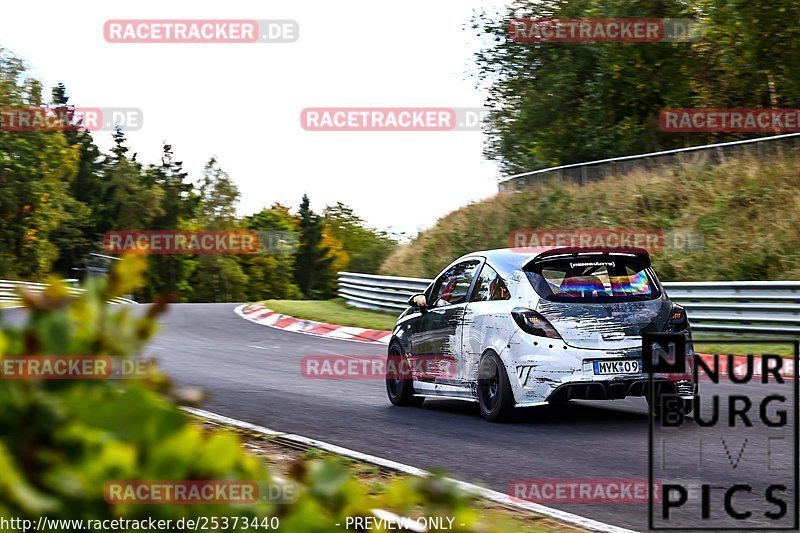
(380, 150, 800, 281)
(0, 256, 515, 532)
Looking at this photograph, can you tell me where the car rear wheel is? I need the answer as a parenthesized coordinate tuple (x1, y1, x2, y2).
(386, 343, 424, 407)
(477, 351, 515, 422)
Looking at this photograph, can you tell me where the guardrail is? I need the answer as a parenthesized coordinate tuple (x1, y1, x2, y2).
(0, 280, 137, 305)
(338, 272, 800, 336)
(663, 281, 800, 335)
(498, 131, 800, 191)
(338, 272, 430, 313)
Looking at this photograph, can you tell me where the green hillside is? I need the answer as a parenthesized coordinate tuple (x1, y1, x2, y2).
(380, 151, 800, 281)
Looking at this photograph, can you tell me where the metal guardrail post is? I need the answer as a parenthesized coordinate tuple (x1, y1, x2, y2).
(0, 279, 137, 305)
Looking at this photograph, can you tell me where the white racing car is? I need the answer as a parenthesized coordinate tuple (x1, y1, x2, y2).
(386, 246, 696, 422)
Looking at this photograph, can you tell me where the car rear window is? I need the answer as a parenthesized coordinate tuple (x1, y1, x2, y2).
(525, 256, 660, 302)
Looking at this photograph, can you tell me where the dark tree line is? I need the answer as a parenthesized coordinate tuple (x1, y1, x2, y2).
(473, 0, 800, 175)
(0, 48, 396, 302)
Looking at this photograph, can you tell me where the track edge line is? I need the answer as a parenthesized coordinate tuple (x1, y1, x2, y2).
(183, 406, 638, 533)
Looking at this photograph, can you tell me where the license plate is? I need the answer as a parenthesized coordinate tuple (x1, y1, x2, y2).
(593, 360, 640, 375)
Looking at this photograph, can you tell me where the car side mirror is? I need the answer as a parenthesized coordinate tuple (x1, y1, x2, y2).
(408, 293, 428, 309)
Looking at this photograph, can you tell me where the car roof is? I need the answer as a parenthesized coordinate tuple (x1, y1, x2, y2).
(460, 247, 651, 279)
(459, 248, 532, 278)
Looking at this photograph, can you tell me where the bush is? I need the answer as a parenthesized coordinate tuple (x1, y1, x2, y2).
(0, 256, 502, 531)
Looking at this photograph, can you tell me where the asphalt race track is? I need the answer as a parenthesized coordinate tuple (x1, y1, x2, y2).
(153, 304, 798, 531)
(10, 303, 796, 532)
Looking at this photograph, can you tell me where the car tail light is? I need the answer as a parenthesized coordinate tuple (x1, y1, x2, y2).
(664, 305, 689, 332)
(511, 307, 562, 339)
(660, 354, 695, 384)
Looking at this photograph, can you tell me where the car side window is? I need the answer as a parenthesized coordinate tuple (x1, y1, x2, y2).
(470, 264, 510, 302)
(430, 260, 481, 306)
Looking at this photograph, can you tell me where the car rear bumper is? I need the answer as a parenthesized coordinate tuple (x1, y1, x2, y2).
(544, 377, 694, 402)
(505, 332, 695, 405)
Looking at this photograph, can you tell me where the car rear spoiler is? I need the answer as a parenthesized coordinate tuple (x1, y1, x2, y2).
(522, 246, 652, 270)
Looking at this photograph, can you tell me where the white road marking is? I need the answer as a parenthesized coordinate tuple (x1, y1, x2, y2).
(184, 407, 638, 533)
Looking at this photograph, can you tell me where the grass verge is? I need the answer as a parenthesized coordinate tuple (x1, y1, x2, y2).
(258, 298, 398, 331)
(379, 150, 800, 282)
(200, 419, 586, 533)
(694, 338, 797, 358)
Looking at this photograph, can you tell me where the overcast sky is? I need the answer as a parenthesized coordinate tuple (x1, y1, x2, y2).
(0, 0, 507, 237)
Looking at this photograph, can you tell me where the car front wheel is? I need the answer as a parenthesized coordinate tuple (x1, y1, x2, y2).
(477, 351, 515, 422)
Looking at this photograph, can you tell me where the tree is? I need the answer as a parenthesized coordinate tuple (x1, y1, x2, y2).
(323, 202, 397, 274)
(294, 195, 335, 299)
(248, 202, 296, 232)
(187, 157, 248, 302)
(49, 83, 102, 277)
(189, 252, 249, 302)
(197, 157, 239, 228)
(101, 155, 164, 231)
(471, 0, 800, 176)
(110, 124, 129, 160)
(142, 142, 199, 300)
(92, 127, 163, 242)
(0, 49, 81, 279)
(240, 203, 303, 300)
(146, 142, 198, 229)
(688, 0, 800, 107)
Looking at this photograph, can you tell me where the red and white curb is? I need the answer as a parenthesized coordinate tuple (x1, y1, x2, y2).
(184, 407, 636, 533)
(235, 303, 393, 345)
